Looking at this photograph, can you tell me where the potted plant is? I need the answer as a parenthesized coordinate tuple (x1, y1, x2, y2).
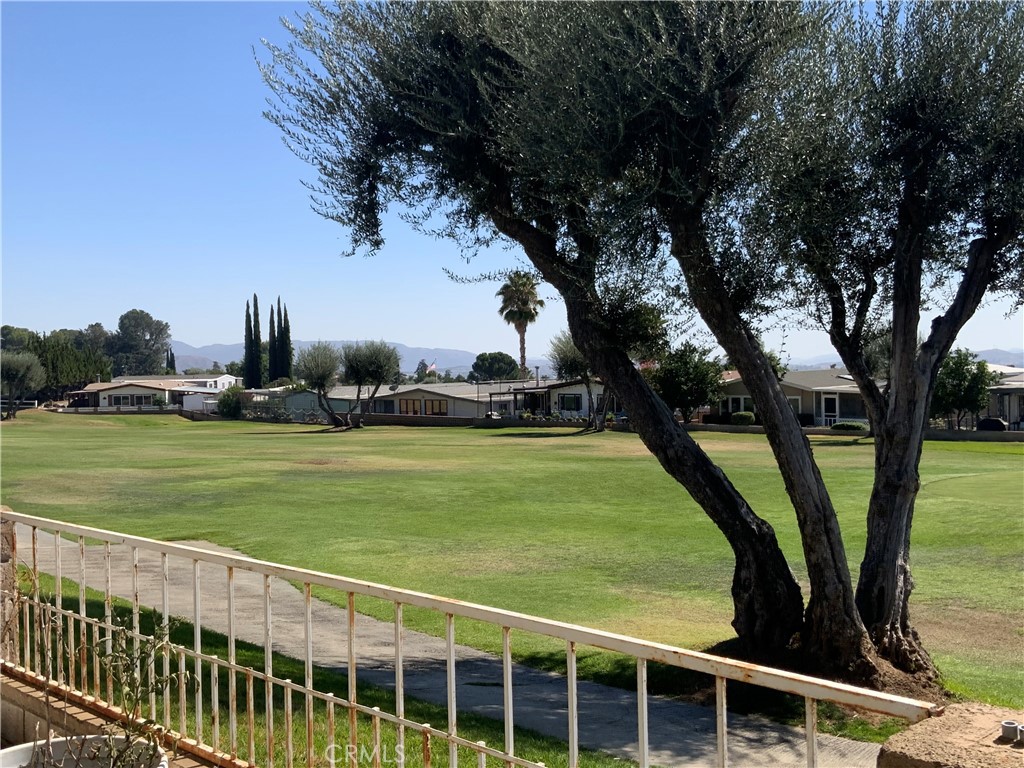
(1, 608, 181, 768)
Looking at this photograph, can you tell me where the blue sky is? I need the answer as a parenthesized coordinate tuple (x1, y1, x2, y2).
(3, 1, 1021, 362)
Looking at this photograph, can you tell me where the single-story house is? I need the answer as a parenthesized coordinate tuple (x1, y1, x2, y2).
(68, 375, 242, 408)
(986, 365, 1024, 429)
(260, 379, 612, 422)
(111, 374, 242, 390)
(714, 367, 868, 427)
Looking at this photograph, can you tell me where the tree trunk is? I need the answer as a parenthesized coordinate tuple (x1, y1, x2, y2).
(566, 304, 805, 658)
(670, 215, 877, 681)
(517, 324, 528, 374)
(488, 206, 804, 662)
(857, 420, 935, 675)
(316, 389, 346, 428)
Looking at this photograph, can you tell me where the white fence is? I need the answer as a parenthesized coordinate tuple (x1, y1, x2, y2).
(0, 512, 940, 768)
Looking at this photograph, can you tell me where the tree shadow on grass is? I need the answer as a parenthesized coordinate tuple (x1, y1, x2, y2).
(486, 428, 594, 439)
(808, 436, 875, 448)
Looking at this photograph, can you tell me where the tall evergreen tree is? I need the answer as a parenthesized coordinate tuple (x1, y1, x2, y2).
(252, 294, 263, 388)
(276, 297, 287, 379)
(268, 304, 278, 382)
(165, 347, 176, 374)
(244, 301, 255, 388)
(281, 305, 293, 379)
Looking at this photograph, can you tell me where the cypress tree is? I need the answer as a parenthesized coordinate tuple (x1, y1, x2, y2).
(268, 305, 278, 382)
(244, 300, 255, 388)
(282, 305, 293, 379)
(276, 297, 286, 379)
(252, 294, 263, 388)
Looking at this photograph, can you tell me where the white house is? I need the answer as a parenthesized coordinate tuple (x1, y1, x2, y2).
(986, 365, 1024, 429)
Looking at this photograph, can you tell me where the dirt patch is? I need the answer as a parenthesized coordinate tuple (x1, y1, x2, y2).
(914, 602, 1022, 661)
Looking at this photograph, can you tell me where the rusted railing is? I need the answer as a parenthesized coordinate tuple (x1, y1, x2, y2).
(0, 511, 941, 768)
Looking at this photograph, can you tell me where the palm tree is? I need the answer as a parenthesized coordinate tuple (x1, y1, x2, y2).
(496, 271, 545, 374)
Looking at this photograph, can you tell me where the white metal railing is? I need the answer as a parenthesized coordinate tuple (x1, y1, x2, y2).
(0, 512, 941, 768)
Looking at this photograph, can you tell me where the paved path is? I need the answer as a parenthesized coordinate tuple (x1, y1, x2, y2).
(19, 527, 880, 767)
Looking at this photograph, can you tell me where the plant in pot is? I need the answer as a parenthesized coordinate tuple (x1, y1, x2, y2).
(1, 603, 185, 768)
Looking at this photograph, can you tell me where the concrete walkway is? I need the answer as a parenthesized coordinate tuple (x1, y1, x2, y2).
(19, 527, 880, 767)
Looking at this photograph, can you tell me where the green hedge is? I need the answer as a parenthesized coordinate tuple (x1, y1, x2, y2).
(831, 420, 869, 431)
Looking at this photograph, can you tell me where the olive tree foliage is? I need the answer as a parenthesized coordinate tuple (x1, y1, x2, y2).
(295, 341, 345, 426)
(260, 0, 816, 677)
(341, 340, 400, 425)
(747, 2, 1024, 672)
(547, 331, 602, 430)
(259, 1, 1022, 685)
(1, 350, 45, 420)
(930, 349, 1001, 429)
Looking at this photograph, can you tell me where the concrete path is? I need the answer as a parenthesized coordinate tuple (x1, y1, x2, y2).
(18, 527, 880, 767)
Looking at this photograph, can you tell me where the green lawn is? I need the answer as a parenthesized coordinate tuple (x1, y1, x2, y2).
(2, 411, 1022, 711)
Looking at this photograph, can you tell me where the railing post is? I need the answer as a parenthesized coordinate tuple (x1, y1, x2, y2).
(0, 513, 18, 663)
(637, 659, 649, 768)
(805, 696, 818, 768)
(716, 675, 728, 768)
(0, 512, 17, 663)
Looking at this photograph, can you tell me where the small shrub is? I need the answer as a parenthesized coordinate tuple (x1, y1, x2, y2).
(831, 421, 868, 432)
(731, 411, 756, 426)
(217, 386, 244, 419)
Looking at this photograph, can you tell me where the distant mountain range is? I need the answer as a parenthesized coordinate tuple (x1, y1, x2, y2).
(172, 339, 1024, 376)
(170, 340, 553, 377)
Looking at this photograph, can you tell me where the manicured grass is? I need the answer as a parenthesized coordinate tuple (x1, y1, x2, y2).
(2, 412, 1022, 716)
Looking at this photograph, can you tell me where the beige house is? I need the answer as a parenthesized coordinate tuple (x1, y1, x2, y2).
(321, 378, 608, 419)
(716, 367, 868, 427)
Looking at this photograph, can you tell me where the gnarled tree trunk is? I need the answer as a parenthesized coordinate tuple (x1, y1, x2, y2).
(568, 309, 806, 657)
(670, 216, 878, 681)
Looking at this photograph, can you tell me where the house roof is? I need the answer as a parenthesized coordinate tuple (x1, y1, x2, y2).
(780, 368, 858, 392)
(322, 378, 595, 403)
(71, 380, 185, 395)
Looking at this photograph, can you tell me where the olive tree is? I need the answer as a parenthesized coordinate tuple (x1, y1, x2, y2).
(748, 2, 1024, 673)
(1, 350, 45, 420)
(261, 0, 813, 675)
(295, 341, 345, 426)
(341, 340, 400, 425)
(261, 1, 1021, 687)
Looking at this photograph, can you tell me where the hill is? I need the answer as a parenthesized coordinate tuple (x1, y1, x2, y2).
(171, 339, 552, 377)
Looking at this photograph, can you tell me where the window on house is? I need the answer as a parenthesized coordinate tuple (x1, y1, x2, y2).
(399, 399, 421, 415)
(134, 394, 153, 406)
(558, 393, 582, 412)
(424, 399, 448, 416)
(373, 400, 395, 414)
(729, 396, 754, 413)
(110, 395, 130, 406)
